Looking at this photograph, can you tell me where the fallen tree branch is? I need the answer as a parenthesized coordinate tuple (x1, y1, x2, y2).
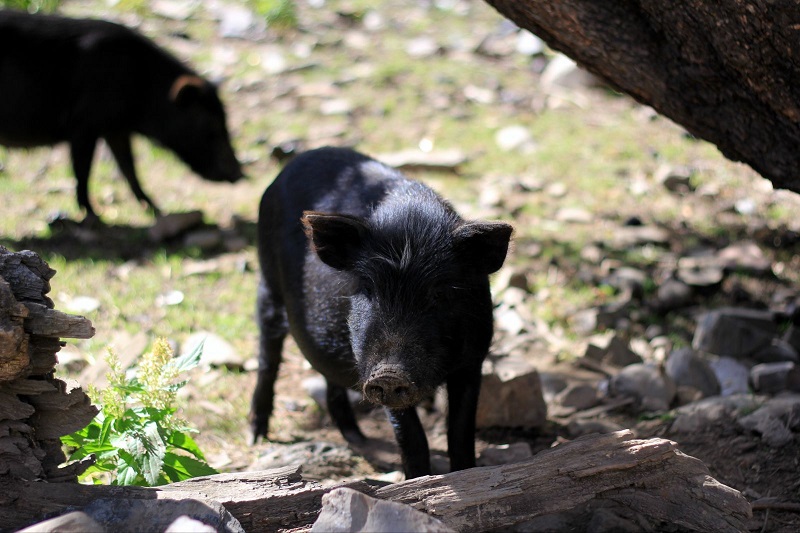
(2, 431, 752, 532)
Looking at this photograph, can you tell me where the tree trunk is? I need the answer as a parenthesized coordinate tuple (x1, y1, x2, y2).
(484, 0, 800, 193)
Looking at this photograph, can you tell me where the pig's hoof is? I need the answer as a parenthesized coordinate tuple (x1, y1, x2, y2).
(250, 421, 269, 445)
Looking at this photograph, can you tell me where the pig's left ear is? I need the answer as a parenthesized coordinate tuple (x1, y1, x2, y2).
(454, 221, 514, 274)
(302, 212, 369, 271)
(169, 75, 208, 104)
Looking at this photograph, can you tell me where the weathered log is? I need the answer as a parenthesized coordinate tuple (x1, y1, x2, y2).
(0, 465, 369, 532)
(483, 0, 800, 193)
(3, 432, 752, 533)
(0, 246, 97, 485)
(373, 430, 751, 532)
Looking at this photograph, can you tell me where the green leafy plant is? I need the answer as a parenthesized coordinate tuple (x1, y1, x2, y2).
(61, 338, 218, 486)
(0, 0, 60, 13)
(251, 0, 298, 29)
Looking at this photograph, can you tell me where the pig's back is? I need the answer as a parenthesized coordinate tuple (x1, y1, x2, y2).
(0, 11, 184, 146)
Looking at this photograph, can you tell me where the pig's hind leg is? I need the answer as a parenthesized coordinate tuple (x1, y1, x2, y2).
(105, 134, 161, 216)
(69, 134, 99, 223)
(326, 382, 366, 444)
(250, 278, 288, 443)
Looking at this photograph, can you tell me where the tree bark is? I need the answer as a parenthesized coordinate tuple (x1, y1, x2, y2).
(3, 431, 752, 533)
(484, 0, 800, 193)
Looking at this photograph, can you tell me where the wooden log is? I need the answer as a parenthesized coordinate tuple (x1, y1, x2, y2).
(372, 430, 751, 533)
(24, 303, 94, 340)
(1, 432, 751, 533)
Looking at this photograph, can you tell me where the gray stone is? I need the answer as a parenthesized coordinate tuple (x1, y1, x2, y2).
(182, 332, 244, 370)
(184, 228, 224, 249)
(80, 498, 244, 533)
(610, 225, 670, 248)
(148, 210, 204, 241)
(604, 267, 648, 294)
(737, 396, 800, 447)
(655, 278, 693, 310)
(654, 164, 694, 193)
(753, 339, 799, 364)
(609, 363, 675, 411)
(476, 356, 547, 429)
(782, 324, 800, 353)
(18, 511, 105, 533)
(566, 419, 625, 438)
(477, 442, 533, 466)
(165, 515, 217, 533)
(495, 125, 535, 152)
(709, 356, 751, 396)
(585, 333, 643, 368)
(555, 383, 600, 410)
(540, 54, 603, 92)
(670, 394, 763, 434)
(693, 308, 778, 359)
(249, 441, 361, 481)
(664, 348, 720, 398)
(312, 487, 455, 533)
(750, 362, 796, 394)
(716, 241, 772, 275)
(676, 257, 724, 287)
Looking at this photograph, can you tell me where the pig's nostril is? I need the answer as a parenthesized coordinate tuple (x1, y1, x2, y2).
(365, 384, 385, 401)
(392, 385, 409, 398)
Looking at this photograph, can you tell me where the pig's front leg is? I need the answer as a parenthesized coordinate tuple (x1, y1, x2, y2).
(387, 406, 430, 479)
(446, 365, 482, 472)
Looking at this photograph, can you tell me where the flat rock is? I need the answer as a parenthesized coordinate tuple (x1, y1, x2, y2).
(709, 356, 751, 396)
(312, 487, 455, 533)
(476, 356, 547, 429)
(716, 241, 772, 274)
(609, 363, 675, 411)
(664, 348, 720, 398)
(554, 383, 600, 410)
(750, 361, 796, 394)
(18, 511, 105, 533)
(79, 498, 244, 533)
(182, 331, 244, 370)
(477, 442, 533, 466)
(737, 395, 800, 447)
(249, 441, 360, 481)
(670, 394, 763, 434)
(693, 307, 778, 359)
(148, 211, 204, 242)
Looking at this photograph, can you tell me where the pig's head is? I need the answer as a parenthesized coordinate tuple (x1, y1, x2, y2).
(302, 199, 512, 410)
(161, 75, 244, 183)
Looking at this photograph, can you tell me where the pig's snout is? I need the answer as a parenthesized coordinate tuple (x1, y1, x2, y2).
(363, 366, 418, 409)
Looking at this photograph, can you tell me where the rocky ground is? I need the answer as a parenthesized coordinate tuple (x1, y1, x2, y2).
(2, 0, 800, 531)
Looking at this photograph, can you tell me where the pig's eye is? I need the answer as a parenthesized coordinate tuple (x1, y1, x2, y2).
(358, 283, 374, 299)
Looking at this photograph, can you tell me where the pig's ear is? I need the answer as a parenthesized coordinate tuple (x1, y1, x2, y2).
(302, 212, 369, 271)
(454, 221, 513, 274)
(169, 75, 207, 104)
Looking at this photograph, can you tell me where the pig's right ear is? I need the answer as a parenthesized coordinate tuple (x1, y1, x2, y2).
(302, 212, 369, 271)
(169, 75, 207, 104)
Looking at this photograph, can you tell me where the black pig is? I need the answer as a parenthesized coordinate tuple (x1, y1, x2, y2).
(0, 10, 243, 222)
(251, 147, 512, 478)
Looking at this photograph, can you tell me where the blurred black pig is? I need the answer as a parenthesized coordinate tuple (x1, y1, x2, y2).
(251, 147, 513, 478)
(0, 10, 243, 222)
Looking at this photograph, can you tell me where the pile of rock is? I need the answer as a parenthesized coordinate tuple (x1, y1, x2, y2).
(0, 246, 96, 483)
